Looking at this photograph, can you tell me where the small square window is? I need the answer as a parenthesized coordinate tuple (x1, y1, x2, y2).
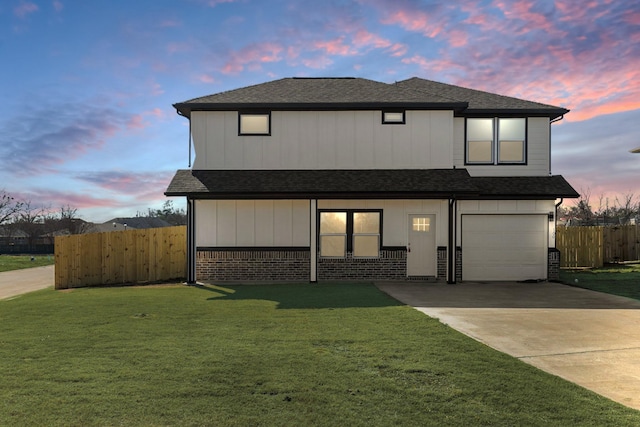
(239, 113, 270, 135)
(382, 111, 405, 124)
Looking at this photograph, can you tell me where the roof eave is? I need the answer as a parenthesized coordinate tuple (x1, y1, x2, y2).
(458, 108, 570, 120)
(173, 101, 469, 117)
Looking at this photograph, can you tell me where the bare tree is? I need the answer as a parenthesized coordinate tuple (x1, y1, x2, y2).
(613, 193, 637, 225)
(58, 204, 88, 234)
(0, 190, 23, 225)
(14, 201, 50, 248)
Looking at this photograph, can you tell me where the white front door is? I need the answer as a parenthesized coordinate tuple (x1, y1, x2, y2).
(407, 214, 436, 276)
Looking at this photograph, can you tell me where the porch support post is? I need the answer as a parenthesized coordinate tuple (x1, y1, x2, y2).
(310, 199, 317, 283)
(186, 197, 197, 284)
(447, 197, 457, 284)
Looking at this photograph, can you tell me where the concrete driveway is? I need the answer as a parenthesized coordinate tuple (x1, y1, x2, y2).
(0, 265, 54, 300)
(377, 281, 640, 411)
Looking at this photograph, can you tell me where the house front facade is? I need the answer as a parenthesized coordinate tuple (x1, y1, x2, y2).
(165, 77, 578, 284)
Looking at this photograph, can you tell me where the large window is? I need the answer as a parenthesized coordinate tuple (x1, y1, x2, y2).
(466, 118, 526, 164)
(319, 211, 381, 258)
(239, 112, 270, 135)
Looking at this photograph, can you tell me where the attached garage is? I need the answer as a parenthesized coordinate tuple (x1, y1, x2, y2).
(462, 214, 548, 281)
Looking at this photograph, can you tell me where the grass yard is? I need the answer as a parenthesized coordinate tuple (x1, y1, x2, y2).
(1, 284, 639, 426)
(559, 263, 640, 300)
(0, 254, 55, 272)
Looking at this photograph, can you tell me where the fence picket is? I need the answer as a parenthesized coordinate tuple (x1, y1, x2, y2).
(557, 225, 639, 268)
(54, 226, 186, 289)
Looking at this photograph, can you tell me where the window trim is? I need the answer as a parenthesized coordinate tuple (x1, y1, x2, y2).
(382, 110, 406, 125)
(238, 111, 271, 136)
(318, 209, 382, 258)
(465, 117, 527, 165)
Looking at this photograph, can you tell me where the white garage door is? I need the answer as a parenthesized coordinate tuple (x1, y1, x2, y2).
(462, 215, 548, 281)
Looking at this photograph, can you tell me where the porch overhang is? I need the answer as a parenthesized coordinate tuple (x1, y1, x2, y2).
(165, 169, 580, 200)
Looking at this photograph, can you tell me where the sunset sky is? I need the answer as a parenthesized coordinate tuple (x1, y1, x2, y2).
(1, 0, 638, 222)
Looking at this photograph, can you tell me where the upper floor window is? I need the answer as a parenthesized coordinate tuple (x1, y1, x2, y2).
(466, 118, 526, 164)
(382, 110, 405, 124)
(239, 112, 270, 135)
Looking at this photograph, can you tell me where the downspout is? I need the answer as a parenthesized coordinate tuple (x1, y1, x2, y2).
(186, 197, 196, 284)
(555, 198, 564, 229)
(447, 197, 457, 284)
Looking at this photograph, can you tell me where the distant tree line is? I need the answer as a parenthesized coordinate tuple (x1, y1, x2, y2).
(558, 189, 640, 226)
(0, 189, 186, 253)
(139, 200, 186, 226)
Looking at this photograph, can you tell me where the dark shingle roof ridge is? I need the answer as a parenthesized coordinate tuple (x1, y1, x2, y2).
(392, 77, 462, 104)
(176, 76, 464, 106)
(396, 76, 567, 111)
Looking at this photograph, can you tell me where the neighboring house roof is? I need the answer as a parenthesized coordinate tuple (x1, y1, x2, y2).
(0, 227, 29, 238)
(174, 77, 568, 119)
(104, 217, 173, 229)
(165, 169, 579, 200)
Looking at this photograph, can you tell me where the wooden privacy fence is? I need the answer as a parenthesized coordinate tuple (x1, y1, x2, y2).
(556, 225, 640, 268)
(55, 226, 186, 289)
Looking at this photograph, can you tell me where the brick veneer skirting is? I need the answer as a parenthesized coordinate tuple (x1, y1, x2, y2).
(437, 246, 447, 279)
(455, 246, 462, 282)
(548, 248, 560, 281)
(317, 249, 407, 281)
(196, 249, 310, 282)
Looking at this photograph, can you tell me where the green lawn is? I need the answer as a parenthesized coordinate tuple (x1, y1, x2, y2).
(559, 263, 640, 300)
(0, 254, 55, 272)
(1, 284, 639, 426)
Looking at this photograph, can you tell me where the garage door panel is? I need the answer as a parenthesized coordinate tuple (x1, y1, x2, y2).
(462, 215, 547, 281)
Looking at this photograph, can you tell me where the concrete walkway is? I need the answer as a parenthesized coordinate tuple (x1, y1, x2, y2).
(0, 265, 55, 300)
(377, 281, 640, 411)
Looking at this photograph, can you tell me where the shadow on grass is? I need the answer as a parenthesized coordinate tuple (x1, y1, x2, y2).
(190, 282, 405, 309)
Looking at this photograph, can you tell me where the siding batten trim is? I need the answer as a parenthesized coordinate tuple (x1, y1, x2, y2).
(310, 199, 318, 282)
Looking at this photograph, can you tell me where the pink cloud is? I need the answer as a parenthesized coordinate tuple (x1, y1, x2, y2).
(77, 171, 175, 199)
(382, 9, 446, 38)
(493, 0, 555, 33)
(302, 55, 334, 69)
(14, 189, 118, 210)
(221, 42, 284, 74)
(448, 29, 468, 48)
(197, 74, 215, 83)
(126, 108, 166, 130)
(352, 29, 408, 57)
(353, 30, 392, 49)
(53, 1, 63, 12)
(314, 37, 356, 56)
(14, 1, 38, 17)
(127, 115, 145, 130)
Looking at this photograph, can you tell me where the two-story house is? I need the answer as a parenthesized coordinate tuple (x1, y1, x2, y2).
(165, 77, 579, 284)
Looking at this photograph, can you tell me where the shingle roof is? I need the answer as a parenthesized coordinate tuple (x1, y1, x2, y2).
(395, 77, 568, 117)
(174, 76, 568, 119)
(165, 169, 579, 199)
